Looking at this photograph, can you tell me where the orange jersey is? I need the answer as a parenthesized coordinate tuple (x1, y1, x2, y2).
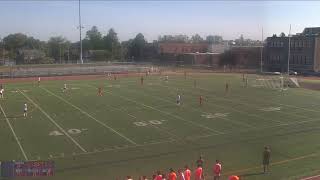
(195, 167, 203, 180)
(169, 172, 177, 180)
(214, 163, 222, 176)
(184, 169, 191, 180)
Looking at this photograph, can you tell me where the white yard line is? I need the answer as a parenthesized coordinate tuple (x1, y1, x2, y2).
(0, 104, 29, 160)
(18, 89, 87, 152)
(300, 174, 320, 180)
(86, 84, 224, 135)
(41, 87, 138, 146)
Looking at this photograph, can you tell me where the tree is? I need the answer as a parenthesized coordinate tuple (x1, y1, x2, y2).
(191, 34, 204, 43)
(47, 36, 70, 63)
(280, 32, 286, 37)
(103, 28, 121, 60)
(85, 26, 103, 50)
(128, 33, 147, 60)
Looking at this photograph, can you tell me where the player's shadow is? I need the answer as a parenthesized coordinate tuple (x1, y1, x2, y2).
(240, 172, 265, 177)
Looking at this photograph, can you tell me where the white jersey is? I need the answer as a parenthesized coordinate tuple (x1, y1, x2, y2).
(24, 104, 28, 111)
(38, 77, 41, 81)
(64, 84, 67, 89)
(177, 95, 181, 101)
(0, 89, 3, 94)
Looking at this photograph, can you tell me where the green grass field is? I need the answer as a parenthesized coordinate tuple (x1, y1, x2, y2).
(1, 73, 320, 180)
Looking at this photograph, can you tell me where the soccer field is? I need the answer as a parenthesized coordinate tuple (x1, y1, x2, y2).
(1, 73, 320, 180)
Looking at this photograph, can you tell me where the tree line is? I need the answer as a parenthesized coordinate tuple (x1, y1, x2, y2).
(0, 26, 225, 64)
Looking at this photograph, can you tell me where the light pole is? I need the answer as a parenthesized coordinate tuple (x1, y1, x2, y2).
(78, 0, 83, 64)
(287, 24, 291, 75)
(260, 27, 264, 73)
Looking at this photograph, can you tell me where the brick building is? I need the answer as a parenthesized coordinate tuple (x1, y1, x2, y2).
(264, 27, 320, 72)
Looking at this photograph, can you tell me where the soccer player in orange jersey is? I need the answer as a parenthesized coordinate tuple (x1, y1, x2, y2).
(184, 165, 191, 180)
(194, 165, 203, 180)
(168, 168, 177, 180)
(213, 160, 222, 180)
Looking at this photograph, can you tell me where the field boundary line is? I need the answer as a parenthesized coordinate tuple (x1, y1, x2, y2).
(0, 103, 29, 160)
(41, 87, 138, 145)
(18, 89, 87, 152)
(86, 84, 224, 135)
(122, 85, 255, 129)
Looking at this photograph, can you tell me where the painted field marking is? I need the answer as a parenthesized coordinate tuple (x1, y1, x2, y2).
(260, 107, 281, 112)
(100, 87, 224, 135)
(125, 85, 255, 129)
(18, 89, 87, 152)
(0, 104, 29, 160)
(88, 91, 181, 141)
(41, 87, 138, 145)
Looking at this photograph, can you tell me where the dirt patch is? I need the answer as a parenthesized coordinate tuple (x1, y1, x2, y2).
(301, 175, 320, 180)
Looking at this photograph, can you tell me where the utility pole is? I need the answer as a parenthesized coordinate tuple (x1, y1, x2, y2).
(79, 0, 83, 64)
(59, 43, 62, 64)
(287, 24, 291, 75)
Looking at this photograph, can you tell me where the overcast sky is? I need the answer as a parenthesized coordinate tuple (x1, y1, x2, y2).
(0, 1, 320, 42)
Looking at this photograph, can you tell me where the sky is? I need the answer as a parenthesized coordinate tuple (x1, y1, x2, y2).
(0, 1, 320, 43)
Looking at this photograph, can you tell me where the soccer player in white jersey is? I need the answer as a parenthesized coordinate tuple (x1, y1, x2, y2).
(63, 83, 67, 93)
(176, 94, 181, 105)
(23, 103, 28, 117)
(0, 88, 4, 98)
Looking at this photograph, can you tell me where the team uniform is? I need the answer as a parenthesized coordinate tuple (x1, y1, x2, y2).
(184, 167, 191, 180)
(0, 88, 4, 98)
(23, 103, 28, 117)
(38, 77, 41, 86)
(213, 161, 222, 180)
(141, 76, 144, 85)
(63, 84, 67, 92)
(176, 94, 181, 105)
(165, 75, 169, 82)
(194, 166, 203, 180)
(168, 169, 177, 180)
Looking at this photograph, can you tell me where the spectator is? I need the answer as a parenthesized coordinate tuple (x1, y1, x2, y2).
(213, 160, 222, 180)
